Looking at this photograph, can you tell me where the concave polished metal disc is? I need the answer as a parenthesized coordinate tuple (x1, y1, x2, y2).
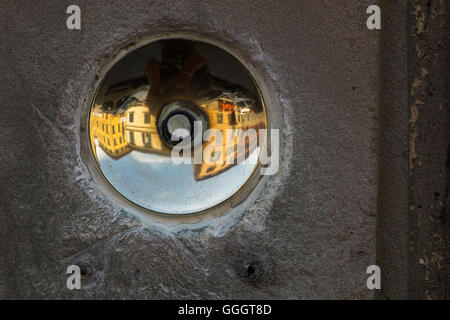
(89, 39, 267, 214)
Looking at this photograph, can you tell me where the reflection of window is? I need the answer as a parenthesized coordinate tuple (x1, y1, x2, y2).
(102, 124, 105, 131)
(113, 138, 117, 146)
(105, 125, 108, 134)
(129, 112, 134, 123)
(214, 151, 221, 160)
(129, 131, 135, 144)
(144, 112, 150, 124)
(206, 166, 216, 173)
(107, 138, 110, 146)
(118, 124, 121, 133)
(119, 137, 122, 144)
(217, 113, 223, 123)
(112, 126, 115, 134)
(142, 133, 151, 147)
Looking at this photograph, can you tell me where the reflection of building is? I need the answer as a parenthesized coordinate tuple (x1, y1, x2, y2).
(90, 80, 150, 160)
(90, 107, 131, 159)
(90, 45, 266, 180)
(90, 85, 266, 180)
(124, 105, 169, 156)
(194, 98, 265, 180)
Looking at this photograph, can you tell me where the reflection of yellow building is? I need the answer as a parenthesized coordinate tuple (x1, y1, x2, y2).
(124, 104, 169, 156)
(194, 99, 265, 180)
(90, 106, 131, 159)
(90, 76, 266, 181)
(90, 96, 265, 180)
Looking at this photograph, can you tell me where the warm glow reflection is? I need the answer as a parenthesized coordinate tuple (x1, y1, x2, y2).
(88, 39, 267, 213)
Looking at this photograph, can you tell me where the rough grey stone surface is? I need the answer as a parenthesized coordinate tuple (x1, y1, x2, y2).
(376, 0, 449, 300)
(0, 0, 379, 299)
(402, 0, 449, 300)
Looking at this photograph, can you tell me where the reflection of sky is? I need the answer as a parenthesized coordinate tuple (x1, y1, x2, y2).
(95, 140, 259, 214)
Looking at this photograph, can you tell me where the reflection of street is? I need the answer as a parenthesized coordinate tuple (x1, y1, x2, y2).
(90, 41, 266, 181)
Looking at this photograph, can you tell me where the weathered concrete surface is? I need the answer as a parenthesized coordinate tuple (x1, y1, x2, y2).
(405, 0, 449, 300)
(376, 0, 449, 300)
(0, 0, 379, 298)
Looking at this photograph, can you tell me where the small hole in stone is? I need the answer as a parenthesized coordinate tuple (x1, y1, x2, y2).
(235, 259, 265, 280)
(79, 265, 88, 276)
(74, 259, 94, 277)
(247, 265, 255, 275)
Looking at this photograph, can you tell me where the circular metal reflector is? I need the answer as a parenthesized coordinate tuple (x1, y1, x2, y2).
(89, 39, 267, 214)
